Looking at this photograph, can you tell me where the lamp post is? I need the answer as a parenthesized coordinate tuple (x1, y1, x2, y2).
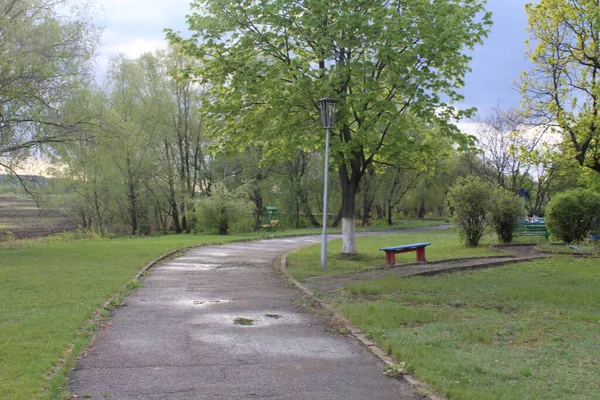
(319, 97, 337, 270)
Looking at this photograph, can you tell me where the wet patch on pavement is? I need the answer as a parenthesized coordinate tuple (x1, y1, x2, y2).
(233, 317, 255, 325)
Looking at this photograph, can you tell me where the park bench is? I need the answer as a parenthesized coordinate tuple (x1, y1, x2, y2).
(260, 219, 280, 232)
(513, 222, 550, 240)
(379, 242, 430, 265)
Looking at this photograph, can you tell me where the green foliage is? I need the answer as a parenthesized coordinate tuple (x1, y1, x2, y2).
(383, 361, 411, 377)
(545, 189, 600, 243)
(489, 187, 526, 243)
(522, 0, 600, 174)
(168, 0, 490, 158)
(447, 176, 492, 247)
(195, 183, 253, 235)
(47, 50, 209, 237)
(168, 0, 491, 251)
(0, 0, 99, 163)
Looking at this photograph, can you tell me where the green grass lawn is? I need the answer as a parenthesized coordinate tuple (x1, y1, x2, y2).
(328, 256, 600, 399)
(0, 218, 443, 399)
(268, 218, 447, 236)
(287, 228, 500, 281)
(0, 234, 251, 400)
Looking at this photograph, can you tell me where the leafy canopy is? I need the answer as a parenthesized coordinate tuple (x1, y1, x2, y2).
(0, 0, 99, 165)
(522, 0, 600, 173)
(167, 0, 491, 165)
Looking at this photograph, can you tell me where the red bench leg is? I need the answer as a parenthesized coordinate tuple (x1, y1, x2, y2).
(416, 247, 426, 262)
(385, 251, 396, 265)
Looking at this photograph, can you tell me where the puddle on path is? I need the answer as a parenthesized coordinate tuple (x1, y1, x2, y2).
(186, 299, 230, 307)
(233, 317, 255, 326)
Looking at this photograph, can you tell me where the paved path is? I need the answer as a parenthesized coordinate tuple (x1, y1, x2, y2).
(70, 235, 421, 399)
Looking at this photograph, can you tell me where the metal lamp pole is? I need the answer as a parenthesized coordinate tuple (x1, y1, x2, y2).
(319, 97, 337, 270)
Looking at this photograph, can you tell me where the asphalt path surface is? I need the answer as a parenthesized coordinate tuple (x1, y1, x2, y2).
(70, 229, 449, 399)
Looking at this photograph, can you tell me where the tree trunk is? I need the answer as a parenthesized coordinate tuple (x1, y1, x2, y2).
(251, 186, 263, 232)
(298, 188, 320, 227)
(376, 204, 384, 220)
(339, 162, 361, 254)
(170, 191, 182, 233)
(165, 141, 183, 234)
(180, 202, 188, 233)
(332, 208, 342, 228)
(362, 194, 370, 226)
(126, 155, 138, 236)
(417, 201, 426, 219)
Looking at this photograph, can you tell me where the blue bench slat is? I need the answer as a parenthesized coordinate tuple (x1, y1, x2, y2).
(379, 242, 430, 251)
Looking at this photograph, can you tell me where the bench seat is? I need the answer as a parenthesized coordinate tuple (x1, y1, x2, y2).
(379, 242, 430, 265)
(514, 223, 549, 240)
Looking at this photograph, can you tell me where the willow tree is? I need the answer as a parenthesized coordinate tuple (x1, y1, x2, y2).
(0, 0, 99, 169)
(167, 0, 490, 253)
(522, 0, 600, 174)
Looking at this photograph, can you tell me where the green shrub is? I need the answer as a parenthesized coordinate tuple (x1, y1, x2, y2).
(489, 187, 526, 243)
(447, 176, 492, 247)
(194, 183, 253, 235)
(545, 189, 600, 243)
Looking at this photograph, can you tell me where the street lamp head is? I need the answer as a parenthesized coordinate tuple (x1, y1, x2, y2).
(319, 97, 337, 129)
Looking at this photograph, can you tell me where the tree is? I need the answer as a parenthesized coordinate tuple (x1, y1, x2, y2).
(474, 107, 542, 192)
(194, 182, 253, 235)
(0, 0, 99, 168)
(522, 0, 600, 174)
(167, 0, 491, 254)
(546, 189, 600, 243)
(489, 186, 526, 243)
(447, 176, 492, 247)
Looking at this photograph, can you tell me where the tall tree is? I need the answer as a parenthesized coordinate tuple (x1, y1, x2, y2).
(0, 0, 99, 167)
(168, 0, 490, 253)
(474, 107, 542, 192)
(522, 0, 600, 174)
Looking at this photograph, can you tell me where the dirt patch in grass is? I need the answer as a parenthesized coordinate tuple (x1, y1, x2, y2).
(0, 198, 75, 239)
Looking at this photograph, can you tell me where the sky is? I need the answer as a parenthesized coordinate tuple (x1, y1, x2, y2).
(95, 0, 532, 118)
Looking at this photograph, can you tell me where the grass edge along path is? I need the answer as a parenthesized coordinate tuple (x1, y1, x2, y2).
(1, 235, 251, 400)
(44, 245, 206, 399)
(279, 251, 447, 400)
(1, 219, 445, 399)
(332, 256, 600, 400)
(287, 231, 600, 399)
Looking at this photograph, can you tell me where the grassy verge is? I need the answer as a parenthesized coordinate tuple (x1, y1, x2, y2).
(323, 256, 600, 399)
(0, 234, 250, 399)
(266, 218, 448, 237)
(0, 220, 443, 399)
(286, 228, 499, 281)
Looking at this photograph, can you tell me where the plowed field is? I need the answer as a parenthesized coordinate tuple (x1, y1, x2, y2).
(0, 196, 76, 239)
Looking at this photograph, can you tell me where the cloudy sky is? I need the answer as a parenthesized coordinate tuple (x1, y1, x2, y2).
(94, 0, 532, 117)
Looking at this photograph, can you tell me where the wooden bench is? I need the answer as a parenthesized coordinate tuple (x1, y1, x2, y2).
(514, 222, 549, 240)
(260, 220, 280, 232)
(379, 242, 430, 265)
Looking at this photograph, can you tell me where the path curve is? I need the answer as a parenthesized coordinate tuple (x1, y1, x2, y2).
(70, 233, 426, 400)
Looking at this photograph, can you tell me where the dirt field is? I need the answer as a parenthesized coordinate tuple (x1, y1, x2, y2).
(0, 196, 76, 239)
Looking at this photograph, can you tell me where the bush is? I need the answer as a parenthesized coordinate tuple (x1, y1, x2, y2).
(447, 176, 492, 247)
(194, 183, 253, 235)
(489, 187, 526, 243)
(545, 189, 600, 243)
